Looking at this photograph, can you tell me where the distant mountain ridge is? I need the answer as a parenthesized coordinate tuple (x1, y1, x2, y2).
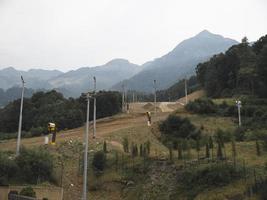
(111, 30, 238, 92)
(0, 67, 63, 90)
(0, 59, 142, 97)
(0, 30, 239, 97)
(49, 59, 141, 97)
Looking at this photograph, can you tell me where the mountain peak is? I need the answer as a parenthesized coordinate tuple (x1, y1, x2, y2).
(1, 67, 17, 72)
(106, 59, 130, 65)
(196, 30, 214, 37)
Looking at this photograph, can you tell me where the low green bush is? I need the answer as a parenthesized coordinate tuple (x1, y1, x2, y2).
(92, 151, 106, 171)
(185, 98, 217, 114)
(159, 115, 199, 140)
(15, 147, 54, 183)
(20, 186, 36, 197)
(180, 163, 243, 198)
(0, 152, 18, 185)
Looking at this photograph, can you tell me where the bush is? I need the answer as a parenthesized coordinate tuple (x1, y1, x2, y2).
(159, 115, 199, 139)
(92, 151, 106, 171)
(122, 137, 129, 153)
(0, 152, 18, 185)
(30, 127, 46, 137)
(234, 127, 246, 141)
(15, 147, 53, 183)
(185, 98, 217, 114)
(20, 186, 36, 197)
(180, 163, 243, 198)
(214, 129, 233, 143)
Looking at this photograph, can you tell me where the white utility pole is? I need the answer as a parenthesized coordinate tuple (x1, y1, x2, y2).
(184, 78, 188, 104)
(83, 93, 90, 200)
(16, 76, 25, 156)
(154, 80, 157, 115)
(93, 76, 96, 139)
(236, 100, 242, 127)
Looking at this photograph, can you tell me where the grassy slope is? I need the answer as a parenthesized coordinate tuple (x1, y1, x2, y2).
(1, 91, 266, 199)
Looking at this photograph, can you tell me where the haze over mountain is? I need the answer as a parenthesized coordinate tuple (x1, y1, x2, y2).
(112, 30, 238, 92)
(0, 59, 141, 97)
(0, 30, 238, 97)
(49, 59, 141, 97)
(0, 67, 63, 90)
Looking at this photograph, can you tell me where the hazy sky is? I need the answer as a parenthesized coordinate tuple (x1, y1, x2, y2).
(0, 0, 266, 72)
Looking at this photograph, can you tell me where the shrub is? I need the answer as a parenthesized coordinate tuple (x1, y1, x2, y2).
(234, 127, 246, 141)
(159, 115, 198, 139)
(185, 98, 217, 114)
(20, 186, 36, 197)
(103, 141, 107, 153)
(92, 151, 106, 171)
(122, 137, 129, 153)
(180, 163, 243, 198)
(15, 147, 53, 183)
(0, 152, 18, 185)
(214, 129, 233, 143)
(29, 127, 46, 137)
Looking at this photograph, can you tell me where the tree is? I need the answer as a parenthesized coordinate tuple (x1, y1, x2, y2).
(195, 34, 267, 98)
(0, 90, 122, 135)
(92, 151, 106, 171)
(15, 147, 53, 183)
(20, 186, 36, 197)
(139, 144, 143, 157)
(209, 136, 214, 159)
(159, 115, 198, 139)
(178, 141, 183, 160)
(145, 140, 151, 156)
(122, 137, 129, 153)
(205, 143, 210, 158)
(196, 138, 200, 160)
(257, 45, 267, 97)
(231, 138, 237, 167)
(103, 141, 107, 153)
(256, 140, 261, 156)
(169, 145, 173, 162)
(0, 152, 18, 185)
(241, 36, 248, 45)
(217, 142, 223, 160)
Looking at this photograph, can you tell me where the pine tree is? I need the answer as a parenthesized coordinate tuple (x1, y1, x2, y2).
(205, 143, 210, 158)
(122, 137, 129, 153)
(146, 140, 151, 155)
(115, 151, 119, 171)
(187, 139, 191, 159)
(196, 138, 200, 160)
(178, 143, 183, 160)
(139, 144, 143, 157)
(182, 139, 188, 159)
(256, 140, 261, 156)
(209, 136, 214, 159)
(231, 138, 237, 167)
(217, 142, 223, 160)
(103, 141, 107, 153)
(135, 144, 138, 157)
(169, 145, 173, 162)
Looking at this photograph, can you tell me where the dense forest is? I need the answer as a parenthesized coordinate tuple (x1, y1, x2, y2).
(196, 35, 267, 97)
(0, 90, 121, 136)
(156, 76, 200, 101)
(0, 87, 34, 107)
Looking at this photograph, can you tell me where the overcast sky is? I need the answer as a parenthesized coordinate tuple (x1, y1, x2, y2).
(0, 0, 266, 72)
